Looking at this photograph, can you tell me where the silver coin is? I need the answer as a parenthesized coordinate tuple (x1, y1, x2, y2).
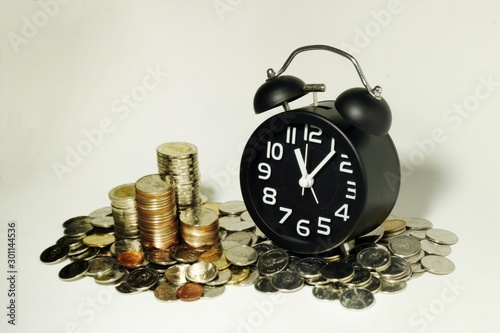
(252, 242, 274, 257)
(63, 216, 92, 228)
(312, 284, 341, 301)
(56, 236, 84, 250)
(319, 262, 355, 282)
(205, 268, 232, 286)
(218, 216, 241, 230)
(89, 206, 113, 218)
(270, 271, 304, 292)
(126, 268, 159, 291)
(426, 228, 458, 245)
(343, 267, 372, 288)
(404, 217, 433, 230)
(203, 285, 225, 298)
(388, 235, 421, 258)
(185, 262, 218, 284)
(115, 281, 142, 295)
(78, 247, 101, 261)
(293, 257, 325, 279)
(219, 200, 246, 215)
(257, 249, 289, 276)
(240, 211, 253, 221)
(420, 239, 452, 256)
(408, 230, 427, 240)
(110, 239, 142, 256)
(226, 245, 258, 266)
(40, 244, 69, 264)
(90, 216, 114, 228)
(254, 277, 279, 293)
(380, 279, 407, 293)
(225, 221, 255, 232)
(94, 265, 127, 284)
(87, 257, 116, 276)
(421, 255, 455, 275)
(171, 247, 199, 264)
(340, 288, 375, 310)
(362, 276, 381, 293)
(221, 240, 241, 250)
(224, 231, 252, 246)
(58, 260, 89, 281)
(410, 262, 426, 276)
(356, 247, 391, 271)
(64, 223, 93, 237)
(378, 256, 410, 280)
(165, 264, 190, 285)
(405, 249, 425, 264)
(68, 244, 90, 256)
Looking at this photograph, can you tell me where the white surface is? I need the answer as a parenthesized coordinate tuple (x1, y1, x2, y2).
(1, 1, 499, 332)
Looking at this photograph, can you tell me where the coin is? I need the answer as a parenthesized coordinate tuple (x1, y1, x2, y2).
(86, 257, 116, 276)
(224, 231, 252, 246)
(235, 267, 260, 287)
(319, 262, 355, 282)
(210, 251, 231, 271)
(171, 247, 199, 263)
(362, 276, 381, 293)
(252, 242, 274, 257)
(357, 225, 384, 244)
(94, 265, 127, 284)
(154, 282, 178, 302)
(381, 219, 406, 235)
(226, 245, 258, 266)
(356, 247, 391, 271)
(186, 262, 218, 284)
(224, 221, 255, 232)
(176, 282, 204, 301)
(388, 235, 421, 258)
(421, 255, 455, 275)
(378, 256, 410, 280)
(115, 281, 142, 295)
(404, 217, 433, 230)
(64, 223, 93, 237)
(203, 285, 225, 298)
(205, 268, 232, 286)
(63, 216, 92, 228)
(165, 264, 190, 285)
(219, 200, 246, 216)
(227, 266, 250, 285)
(257, 249, 289, 276)
(82, 234, 116, 248)
(126, 268, 159, 291)
(198, 247, 223, 262)
(89, 206, 113, 218)
(420, 239, 452, 256)
(270, 271, 304, 292)
(116, 251, 144, 269)
(40, 244, 69, 264)
(339, 288, 375, 310)
(343, 267, 372, 288)
(58, 260, 89, 281)
(293, 257, 325, 279)
(380, 279, 407, 293)
(148, 249, 177, 266)
(110, 239, 142, 256)
(254, 277, 279, 293)
(426, 228, 459, 245)
(312, 284, 341, 301)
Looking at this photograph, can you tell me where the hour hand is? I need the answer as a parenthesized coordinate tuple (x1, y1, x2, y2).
(294, 148, 309, 179)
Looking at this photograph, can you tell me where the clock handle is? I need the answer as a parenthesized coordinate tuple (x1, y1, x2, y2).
(268, 45, 382, 101)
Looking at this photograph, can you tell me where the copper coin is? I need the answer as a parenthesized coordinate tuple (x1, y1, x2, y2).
(198, 248, 223, 262)
(116, 251, 144, 268)
(176, 282, 204, 301)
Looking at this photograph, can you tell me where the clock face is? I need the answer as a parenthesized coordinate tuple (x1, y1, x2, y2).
(240, 110, 365, 253)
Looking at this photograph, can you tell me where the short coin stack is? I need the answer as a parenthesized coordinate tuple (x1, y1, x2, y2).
(135, 174, 179, 250)
(179, 207, 221, 251)
(156, 142, 202, 211)
(108, 184, 140, 239)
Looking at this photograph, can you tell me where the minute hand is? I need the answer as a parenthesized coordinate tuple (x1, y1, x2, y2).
(308, 138, 336, 179)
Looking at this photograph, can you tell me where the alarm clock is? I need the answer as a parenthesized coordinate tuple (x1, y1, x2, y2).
(240, 45, 400, 254)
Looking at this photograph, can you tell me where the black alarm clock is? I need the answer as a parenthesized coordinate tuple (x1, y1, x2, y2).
(240, 45, 400, 254)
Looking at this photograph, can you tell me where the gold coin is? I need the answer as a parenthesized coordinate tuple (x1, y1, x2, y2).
(210, 251, 231, 271)
(82, 234, 116, 248)
(227, 266, 250, 285)
(381, 219, 406, 235)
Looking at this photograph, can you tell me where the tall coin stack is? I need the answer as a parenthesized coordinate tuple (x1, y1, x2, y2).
(135, 174, 179, 250)
(108, 184, 140, 239)
(179, 207, 221, 251)
(156, 142, 202, 212)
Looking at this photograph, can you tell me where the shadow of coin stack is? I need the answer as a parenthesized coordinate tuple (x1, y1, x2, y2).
(108, 184, 140, 240)
(135, 174, 180, 250)
(156, 142, 220, 251)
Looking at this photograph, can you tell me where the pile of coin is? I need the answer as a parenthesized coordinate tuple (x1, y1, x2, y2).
(179, 207, 221, 250)
(135, 174, 179, 250)
(108, 184, 140, 239)
(40, 198, 458, 308)
(156, 142, 202, 211)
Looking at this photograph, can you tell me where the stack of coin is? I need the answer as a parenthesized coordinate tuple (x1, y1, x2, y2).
(135, 174, 179, 250)
(156, 142, 202, 211)
(108, 184, 140, 239)
(179, 207, 220, 250)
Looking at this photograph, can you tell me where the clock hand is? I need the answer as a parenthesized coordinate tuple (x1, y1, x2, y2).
(294, 148, 309, 180)
(294, 145, 319, 204)
(308, 138, 336, 180)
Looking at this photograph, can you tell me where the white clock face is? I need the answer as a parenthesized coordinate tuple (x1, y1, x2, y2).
(241, 111, 365, 253)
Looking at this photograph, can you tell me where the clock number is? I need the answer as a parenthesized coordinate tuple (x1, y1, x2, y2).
(340, 154, 353, 174)
(258, 163, 271, 180)
(266, 141, 283, 160)
(278, 207, 292, 224)
(286, 126, 297, 144)
(346, 181, 356, 200)
(262, 187, 277, 205)
(334, 203, 350, 221)
(304, 124, 322, 144)
(297, 219, 311, 237)
(317, 217, 331, 235)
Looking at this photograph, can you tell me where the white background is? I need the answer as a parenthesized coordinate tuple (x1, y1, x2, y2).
(1, 1, 499, 332)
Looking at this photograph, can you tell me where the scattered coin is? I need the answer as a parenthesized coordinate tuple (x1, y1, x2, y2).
(293, 257, 325, 279)
(226, 245, 258, 266)
(154, 282, 178, 302)
(254, 277, 279, 293)
(186, 262, 218, 284)
(388, 235, 421, 258)
(426, 228, 459, 246)
(420, 239, 452, 256)
(82, 234, 116, 248)
(126, 268, 159, 291)
(340, 288, 375, 310)
(203, 285, 225, 298)
(380, 279, 407, 293)
(165, 264, 190, 285)
(59, 260, 89, 281)
(40, 244, 69, 264)
(116, 251, 145, 269)
(257, 249, 289, 276)
(421, 255, 455, 275)
(312, 284, 342, 301)
(404, 217, 433, 230)
(319, 262, 355, 282)
(87, 257, 116, 276)
(94, 265, 127, 284)
(356, 247, 391, 271)
(270, 271, 304, 292)
(176, 282, 204, 301)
